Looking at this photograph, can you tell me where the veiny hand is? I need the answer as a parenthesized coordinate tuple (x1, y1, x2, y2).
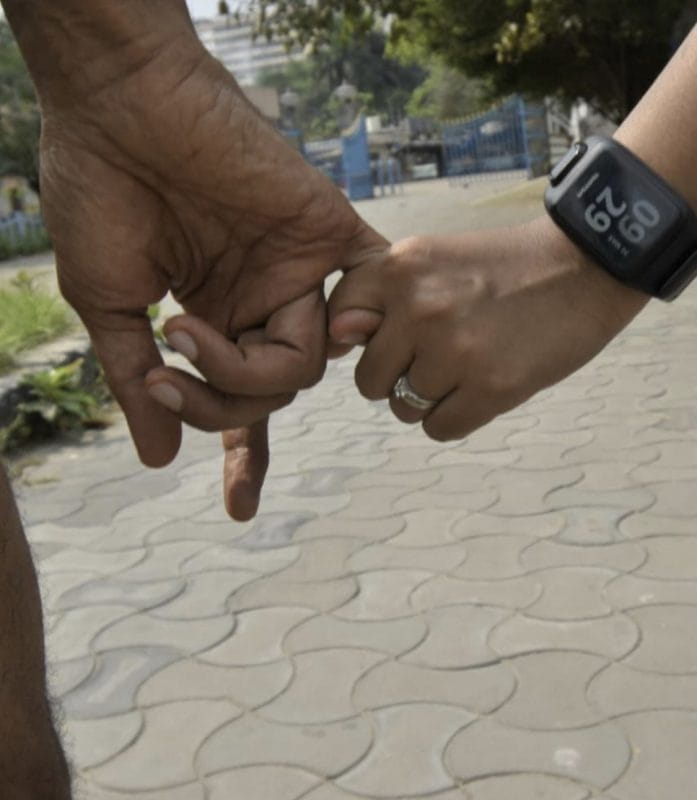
(328, 217, 648, 441)
(38, 41, 385, 517)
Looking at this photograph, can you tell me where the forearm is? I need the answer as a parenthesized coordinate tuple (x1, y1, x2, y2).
(2, 0, 203, 109)
(615, 24, 697, 212)
(540, 25, 697, 325)
(0, 467, 72, 798)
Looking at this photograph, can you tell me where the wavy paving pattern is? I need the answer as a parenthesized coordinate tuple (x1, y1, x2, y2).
(18, 289, 697, 799)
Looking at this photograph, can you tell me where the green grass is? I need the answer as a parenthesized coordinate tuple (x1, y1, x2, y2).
(0, 271, 74, 374)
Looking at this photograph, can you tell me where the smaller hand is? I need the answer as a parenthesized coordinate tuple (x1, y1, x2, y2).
(328, 218, 648, 441)
(145, 290, 326, 521)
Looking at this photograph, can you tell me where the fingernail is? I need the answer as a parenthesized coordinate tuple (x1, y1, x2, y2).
(334, 332, 368, 346)
(167, 330, 198, 361)
(147, 382, 183, 412)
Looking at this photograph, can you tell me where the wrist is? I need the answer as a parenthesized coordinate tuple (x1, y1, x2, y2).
(4, 0, 203, 112)
(532, 214, 650, 331)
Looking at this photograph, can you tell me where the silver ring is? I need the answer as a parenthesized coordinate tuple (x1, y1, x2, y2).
(392, 374, 437, 411)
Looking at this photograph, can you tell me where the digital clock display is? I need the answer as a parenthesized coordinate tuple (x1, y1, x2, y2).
(558, 151, 681, 276)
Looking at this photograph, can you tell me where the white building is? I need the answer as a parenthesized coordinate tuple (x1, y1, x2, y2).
(194, 13, 303, 86)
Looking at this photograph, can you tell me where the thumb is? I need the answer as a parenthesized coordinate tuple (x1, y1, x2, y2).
(89, 315, 182, 468)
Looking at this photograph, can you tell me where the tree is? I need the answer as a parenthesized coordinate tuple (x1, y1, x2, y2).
(242, 0, 697, 121)
(0, 20, 41, 191)
(256, 23, 425, 138)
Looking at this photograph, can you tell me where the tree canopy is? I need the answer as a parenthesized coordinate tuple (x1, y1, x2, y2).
(0, 20, 41, 190)
(244, 0, 697, 121)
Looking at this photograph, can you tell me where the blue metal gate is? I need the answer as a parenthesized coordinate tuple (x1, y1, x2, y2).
(442, 96, 550, 181)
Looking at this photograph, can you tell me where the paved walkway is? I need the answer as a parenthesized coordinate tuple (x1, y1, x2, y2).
(14, 177, 697, 799)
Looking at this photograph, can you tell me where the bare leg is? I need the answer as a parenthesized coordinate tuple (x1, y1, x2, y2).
(0, 466, 72, 799)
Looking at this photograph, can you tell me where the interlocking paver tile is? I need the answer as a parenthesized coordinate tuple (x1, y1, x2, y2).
(259, 648, 384, 723)
(523, 567, 617, 620)
(40, 546, 146, 575)
(138, 657, 291, 710)
(385, 509, 468, 547)
(228, 575, 358, 613)
(638, 479, 697, 518)
(336, 704, 475, 797)
(631, 534, 697, 579)
(520, 399, 604, 434)
(80, 779, 205, 800)
(411, 574, 541, 612)
(486, 466, 584, 515)
(346, 541, 467, 573)
(562, 442, 658, 468)
(605, 573, 697, 608)
(452, 535, 537, 579)
(554, 507, 631, 545)
(492, 651, 608, 729)
(93, 611, 233, 655)
(29, 521, 113, 549)
(464, 774, 590, 800)
(304, 786, 469, 800)
(427, 446, 518, 469)
(40, 569, 101, 609)
(89, 699, 241, 791)
(353, 659, 514, 714)
(199, 607, 315, 665)
(114, 541, 210, 582)
(61, 646, 182, 718)
(285, 614, 427, 656)
(197, 713, 373, 778)
(64, 710, 142, 770)
(343, 467, 439, 492)
(180, 542, 299, 575)
(268, 537, 363, 582)
(445, 718, 630, 789)
(451, 510, 567, 539)
(520, 539, 646, 572)
(620, 604, 697, 673)
(546, 485, 655, 515)
(146, 518, 251, 545)
(490, 613, 639, 659)
(618, 511, 697, 537)
(47, 605, 134, 662)
(587, 662, 697, 716)
(55, 576, 185, 612)
(293, 514, 405, 543)
(608, 711, 697, 800)
(205, 766, 320, 800)
(333, 569, 431, 620)
(48, 654, 94, 698)
(148, 570, 258, 619)
(402, 605, 509, 668)
(394, 486, 499, 513)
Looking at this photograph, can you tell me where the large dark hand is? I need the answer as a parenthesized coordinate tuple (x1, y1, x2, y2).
(38, 45, 386, 516)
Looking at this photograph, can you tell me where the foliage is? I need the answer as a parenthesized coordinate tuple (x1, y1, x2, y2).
(0, 224, 52, 261)
(0, 271, 74, 374)
(0, 20, 41, 189)
(0, 353, 111, 454)
(256, 22, 425, 137)
(404, 62, 488, 121)
(242, 0, 697, 121)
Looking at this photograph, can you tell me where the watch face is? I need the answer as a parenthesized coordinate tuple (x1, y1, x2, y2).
(555, 150, 683, 276)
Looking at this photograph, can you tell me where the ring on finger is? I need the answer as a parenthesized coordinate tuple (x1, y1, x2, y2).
(392, 374, 438, 411)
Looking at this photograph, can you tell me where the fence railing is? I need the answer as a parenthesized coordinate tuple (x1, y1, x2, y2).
(0, 213, 51, 260)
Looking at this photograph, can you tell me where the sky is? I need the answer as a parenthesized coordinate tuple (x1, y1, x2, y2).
(187, 0, 237, 20)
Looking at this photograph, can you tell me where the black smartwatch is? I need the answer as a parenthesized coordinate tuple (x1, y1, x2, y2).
(544, 136, 697, 300)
